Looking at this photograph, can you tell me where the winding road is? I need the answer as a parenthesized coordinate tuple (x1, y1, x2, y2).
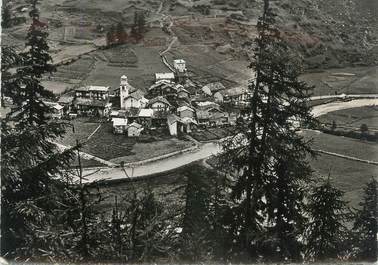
(79, 96, 378, 183)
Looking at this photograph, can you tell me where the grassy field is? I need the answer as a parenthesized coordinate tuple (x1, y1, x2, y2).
(302, 130, 378, 162)
(83, 45, 168, 90)
(58, 120, 194, 162)
(300, 66, 378, 96)
(57, 118, 101, 147)
(318, 106, 378, 131)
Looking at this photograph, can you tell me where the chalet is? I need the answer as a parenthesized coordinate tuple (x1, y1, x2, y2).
(167, 114, 197, 136)
(208, 107, 229, 126)
(177, 105, 195, 119)
(74, 86, 112, 116)
(173, 59, 187, 73)
(74, 98, 112, 117)
(183, 79, 199, 96)
(58, 96, 74, 113)
(44, 101, 64, 119)
(202, 82, 226, 96)
(148, 80, 178, 100)
(112, 117, 128, 134)
(177, 86, 190, 99)
(148, 96, 171, 111)
(75, 86, 110, 100)
(138, 108, 154, 127)
(223, 86, 251, 106)
(197, 107, 228, 127)
(127, 122, 143, 137)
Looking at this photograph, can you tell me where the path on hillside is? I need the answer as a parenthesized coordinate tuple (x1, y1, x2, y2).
(77, 97, 378, 183)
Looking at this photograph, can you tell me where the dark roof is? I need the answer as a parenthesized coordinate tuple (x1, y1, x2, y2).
(126, 89, 145, 100)
(124, 108, 140, 117)
(148, 96, 171, 106)
(74, 98, 109, 108)
(148, 81, 177, 91)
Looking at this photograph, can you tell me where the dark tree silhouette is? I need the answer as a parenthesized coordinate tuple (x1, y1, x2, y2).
(2, 3, 12, 28)
(305, 177, 351, 261)
(218, 0, 317, 261)
(353, 178, 377, 261)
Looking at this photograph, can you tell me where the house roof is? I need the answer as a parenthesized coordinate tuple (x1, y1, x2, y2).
(44, 101, 64, 110)
(124, 108, 140, 117)
(76, 85, 110, 92)
(74, 98, 110, 108)
(127, 122, 143, 129)
(126, 89, 145, 100)
(138, 108, 154, 118)
(148, 96, 171, 106)
(112, 117, 128, 126)
(177, 86, 190, 94)
(155, 72, 175, 80)
(177, 105, 195, 113)
(181, 117, 198, 125)
(148, 80, 177, 91)
(202, 82, 226, 93)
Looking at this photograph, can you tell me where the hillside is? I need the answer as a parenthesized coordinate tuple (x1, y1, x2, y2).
(2, 0, 377, 71)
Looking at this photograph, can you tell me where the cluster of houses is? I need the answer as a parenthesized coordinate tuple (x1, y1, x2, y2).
(53, 59, 251, 137)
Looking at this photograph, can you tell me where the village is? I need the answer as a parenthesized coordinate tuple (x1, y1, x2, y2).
(48, 58, 250, 140)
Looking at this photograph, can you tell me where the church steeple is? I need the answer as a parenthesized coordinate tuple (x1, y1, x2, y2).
(120, 75, 129, 109)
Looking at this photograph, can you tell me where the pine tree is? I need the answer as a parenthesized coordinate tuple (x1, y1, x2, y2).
(218, 0, 317, 261)
(1, 2, 79, 259)
(180, 168, 215, 261)
(2, 3, 12, 28)
(353, 178, 377, 261)
(305, 177, 351, 261)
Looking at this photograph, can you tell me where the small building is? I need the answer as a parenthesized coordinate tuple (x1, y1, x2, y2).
(167, 114, 181, 136)
(112, 117, 128, 134)
(148, 80, 178, 100)
(75, 86, 110, 100)
(74, 98, 112, 117)
(127, 122, 143, 137)
(177, 86, 190, 99)
(148, 96, 171, 111)
(44, 101, 64, 119)
(155, 72, 175, 83)
(223, 86, 251, 106)
(58, 96, 74, 113)
(177, 105, 195, 119)
(138, 108, 154, 127)
(174, 59, 187, 73)
(74, 85, 111, 117)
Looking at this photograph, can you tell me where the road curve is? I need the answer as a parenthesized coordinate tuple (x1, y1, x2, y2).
(82, 97, 378, 183)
